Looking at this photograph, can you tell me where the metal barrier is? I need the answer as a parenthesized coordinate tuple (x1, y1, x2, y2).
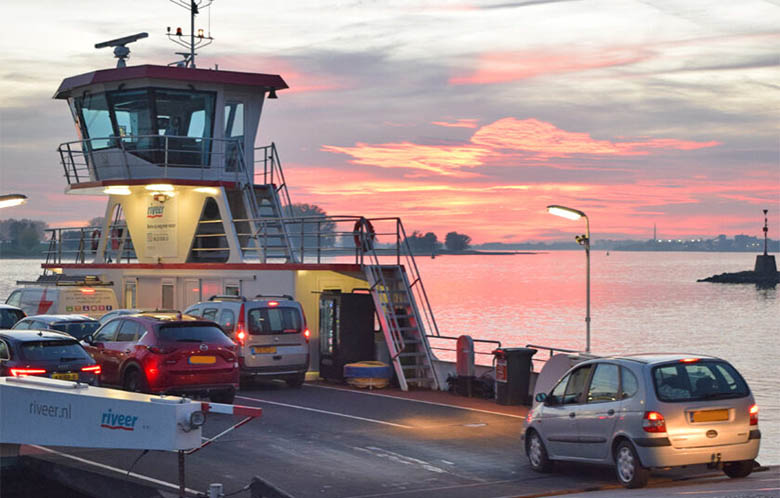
(58, 135, 252, 185)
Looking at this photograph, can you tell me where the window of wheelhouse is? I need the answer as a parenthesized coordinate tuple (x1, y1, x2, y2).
(77, 93, 113, 149)
(74, 88, 216, 167)
(224, 102, 244, 172)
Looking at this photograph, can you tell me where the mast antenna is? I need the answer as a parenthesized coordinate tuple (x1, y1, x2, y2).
(95, 33, 149, 68)
(166, 0, 214, 68)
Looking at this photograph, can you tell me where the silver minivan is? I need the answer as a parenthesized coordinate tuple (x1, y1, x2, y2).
(524, 354, 760, 488)
(184, 295, 310, 387)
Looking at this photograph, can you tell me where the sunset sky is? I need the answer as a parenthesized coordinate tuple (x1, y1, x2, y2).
(0, 0, 778, 243)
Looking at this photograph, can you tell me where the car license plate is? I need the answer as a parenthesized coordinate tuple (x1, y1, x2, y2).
(252, 346, 276, 354)
(52, 372, 78, 381)
(189, 355, 216, 365)
(692, 409, 729, 422)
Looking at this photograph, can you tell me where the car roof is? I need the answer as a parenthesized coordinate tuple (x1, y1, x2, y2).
(0, 304, 24, 311)
(0, 329, 78, 342)
(23, 314, 95, 323)
(598, 353, 722, 365)
(125, 314, 203, 324)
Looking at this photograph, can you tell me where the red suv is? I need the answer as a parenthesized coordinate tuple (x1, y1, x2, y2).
(83, 314, 238, 403)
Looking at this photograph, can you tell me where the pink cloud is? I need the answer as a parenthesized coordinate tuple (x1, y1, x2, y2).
(321, 117, 720, 178)
(321, 142, 490, 177)
(449, 48, 653, 85)
(431, 119, 480, 129)
(470, 118, 720, 157)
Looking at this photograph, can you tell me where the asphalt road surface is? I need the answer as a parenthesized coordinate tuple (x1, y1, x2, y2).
(23, 382, 777, 498)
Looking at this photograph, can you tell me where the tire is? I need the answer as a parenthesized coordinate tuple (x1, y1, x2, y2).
(615, 440, 649, 488)
(123, 368, 147, 393)
(210, 389, 236, 404)
(526, 430, 553, 472)
(286, 373, 306, 388)
(723, 460, 753, 479)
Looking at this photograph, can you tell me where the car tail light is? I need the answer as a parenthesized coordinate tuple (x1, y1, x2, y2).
(10, 368, 47, 377)
(235, 303, 247, 346)
(643, 411, 666, 432)
(81, 365, 101, 375)
(749, 404, 759, 426)
(147, 345, 172, 354)
(303, 328, 310, 343)
(680, 358, 699, 363)
(268, 301, 279, 307)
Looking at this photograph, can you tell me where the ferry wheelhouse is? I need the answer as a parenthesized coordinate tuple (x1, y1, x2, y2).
(39, 36, 449, 391)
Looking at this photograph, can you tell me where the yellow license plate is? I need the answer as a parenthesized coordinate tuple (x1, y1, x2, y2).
(252, 346, 276, 354)
(189, 355, 216, 365)
(692, 409, 729, 422)
(52, 372, 78, 381)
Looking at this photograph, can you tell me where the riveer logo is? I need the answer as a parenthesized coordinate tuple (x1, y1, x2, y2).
(100, 408, 139, 431)
(147, 205, 164, 218)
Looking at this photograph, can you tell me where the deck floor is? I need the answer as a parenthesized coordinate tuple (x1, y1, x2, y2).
(17, 381, 766, 497)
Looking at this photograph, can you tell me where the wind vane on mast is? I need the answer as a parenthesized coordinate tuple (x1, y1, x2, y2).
(166, 0, 214, 68)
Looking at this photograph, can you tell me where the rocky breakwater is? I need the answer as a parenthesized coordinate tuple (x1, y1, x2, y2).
(698, 254, 779, 287)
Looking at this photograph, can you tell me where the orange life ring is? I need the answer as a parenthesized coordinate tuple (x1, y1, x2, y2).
(353, 218, 376, 251)
(91, 229, 101, 252)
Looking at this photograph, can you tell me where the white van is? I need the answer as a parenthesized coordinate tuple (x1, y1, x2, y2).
(5, 284, 118, 320)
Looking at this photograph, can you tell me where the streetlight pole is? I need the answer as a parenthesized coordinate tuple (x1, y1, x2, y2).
(547, 205, 591, 352)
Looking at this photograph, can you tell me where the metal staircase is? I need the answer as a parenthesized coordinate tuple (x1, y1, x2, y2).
(237, 142, 295, 262)
(358, 221, 440, 391)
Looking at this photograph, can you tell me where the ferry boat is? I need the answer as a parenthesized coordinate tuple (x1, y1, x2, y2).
(31, 11, 466, 393)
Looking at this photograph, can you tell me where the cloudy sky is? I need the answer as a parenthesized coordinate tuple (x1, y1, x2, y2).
(0, 0, 778, 243)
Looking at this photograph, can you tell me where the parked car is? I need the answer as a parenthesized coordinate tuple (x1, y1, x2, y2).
(523, 354, 760, 488)
(0, 329, 101, 384)
(13, 314, 101, 340)
(5, 282, 118, 319)
(98, 308, 140, 325)
(184, 295, 310, 387)
(83, 314, 239, 403)
(0, 304, 26, 328)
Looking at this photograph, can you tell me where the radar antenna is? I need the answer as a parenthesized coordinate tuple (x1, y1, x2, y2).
(166, 0, 214, 68)
(95, 33, 149, 68)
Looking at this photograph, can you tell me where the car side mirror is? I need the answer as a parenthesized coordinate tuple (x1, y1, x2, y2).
(535, 392, 548, 403)
(83, 335, 94, 345)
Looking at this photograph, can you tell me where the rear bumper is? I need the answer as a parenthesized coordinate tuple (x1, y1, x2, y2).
(240, 363, 308, 377)
(635, 437, 760, 467)
(150, 383, 238, 396)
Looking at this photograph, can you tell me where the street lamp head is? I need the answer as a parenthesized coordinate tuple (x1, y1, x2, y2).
(547, 204, 586, 221)
(0, 194, 28, 209)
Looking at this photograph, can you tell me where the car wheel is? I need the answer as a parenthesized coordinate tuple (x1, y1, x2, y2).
(286, 373, 305, 388)
(526, 430, 553, 472)
(209, 389, 235, 404)
(615, 440, 649, 488)
(723, 460, 753, 479)
(123, 368, 147, 393)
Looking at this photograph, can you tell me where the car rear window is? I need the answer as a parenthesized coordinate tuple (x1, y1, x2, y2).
(0, 309, 25, 328)
(20, 340, 91, 362)
(652, 360, 749, 402)
(158, 324, 233, 345)
(51, 322, 101, 340)
(247, 307, 302, 335)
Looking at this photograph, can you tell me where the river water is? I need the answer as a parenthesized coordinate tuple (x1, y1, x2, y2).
(1, 252, 777, 463)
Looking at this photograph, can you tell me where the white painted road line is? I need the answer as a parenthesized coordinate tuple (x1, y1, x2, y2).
(306, 383, 529, 419)
(235, 395, 414, 429)
(30, 445, 200, 495)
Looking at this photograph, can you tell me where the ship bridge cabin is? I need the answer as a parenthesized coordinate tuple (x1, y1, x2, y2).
(54, 64, 290, 265)
(41, 64, 446, 391)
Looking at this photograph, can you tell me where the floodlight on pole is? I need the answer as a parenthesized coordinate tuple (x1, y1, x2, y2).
(0, 194, 28, 209)
(547, 204, 591, 352)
